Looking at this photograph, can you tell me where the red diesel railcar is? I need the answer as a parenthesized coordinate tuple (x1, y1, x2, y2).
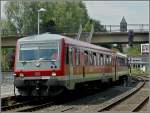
(13, 33, 129, 96)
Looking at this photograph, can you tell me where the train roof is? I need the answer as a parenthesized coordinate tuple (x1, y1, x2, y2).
(18, 33, 112, 53)
(18, 33, 62, 42)
(116, 52, 127, 58)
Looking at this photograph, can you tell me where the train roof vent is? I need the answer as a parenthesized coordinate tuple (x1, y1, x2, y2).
(18, 33, 63, 42)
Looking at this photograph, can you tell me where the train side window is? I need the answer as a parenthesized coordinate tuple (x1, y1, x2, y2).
(121, 58, 123, 66)
(100, 54, 103, 66)
(123, 58, 125, 66)
(76, 49, 80, 65)
(119, 58, 121, 65)
(84, 51, 88, 65)
(110, 56, 112, 65)
(89, 52, 93, 65)
(116, 57, 119, 65)
(106, 55, 111, 65)
(125, 58, 128, 66)
(106, 55, 109, 65)
(99, 54, 101, 66)
(117, 57, 119, 66)
(118, 57, 124, 66)
(120, 58, 123, 66)
(93, 52, 97, 66)
(69, 47, 74, 66)
(97, 53, 99, 66)
(103, 55, 106, 66)
(65, 47, 69, 64)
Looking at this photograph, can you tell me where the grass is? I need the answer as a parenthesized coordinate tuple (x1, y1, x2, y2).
(130, 68, 149, 76)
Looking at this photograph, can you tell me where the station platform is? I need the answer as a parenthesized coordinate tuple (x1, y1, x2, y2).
(1, 72, 19, 98)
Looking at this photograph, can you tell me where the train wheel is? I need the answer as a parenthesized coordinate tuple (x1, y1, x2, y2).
(108, 78, 113, 87)
(48, 86, 65, 96)
(18, 88, 30, 96)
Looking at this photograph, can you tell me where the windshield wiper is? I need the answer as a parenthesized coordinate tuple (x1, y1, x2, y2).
(20, 60, 27, 65)
(50, 59, 56, 65)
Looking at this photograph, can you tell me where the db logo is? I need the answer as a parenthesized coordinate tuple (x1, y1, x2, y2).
(35, 72, 40, 76)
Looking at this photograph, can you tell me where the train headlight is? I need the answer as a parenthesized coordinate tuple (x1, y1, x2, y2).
(20, 73, 24, 77)
(13, 73, 16, 76)
(52, 72, 56, 76)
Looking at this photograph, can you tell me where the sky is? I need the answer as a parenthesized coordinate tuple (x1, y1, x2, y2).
(1, 1, 149, 25)
(83, 1, 149, 25)
(1, 1, 7, 19)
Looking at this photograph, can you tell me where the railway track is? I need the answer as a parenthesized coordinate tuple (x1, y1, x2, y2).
(51, 76, 148, 112)
(2, 76, 147, 112)
(1, 82, 122, 112)
(1, 89, 101, 112)
(97, 77, 148, 112)
(1, 96, 40, 112)
(131, 96, 149, 112)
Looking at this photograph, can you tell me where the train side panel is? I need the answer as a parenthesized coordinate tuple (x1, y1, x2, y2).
(63, 42, 115, 89)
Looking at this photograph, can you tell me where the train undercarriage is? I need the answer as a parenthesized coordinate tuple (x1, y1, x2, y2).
(14, 75, 128, 96)
(14, 79, 66, 96)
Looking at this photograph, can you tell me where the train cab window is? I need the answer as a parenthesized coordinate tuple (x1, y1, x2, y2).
(76, 49, 80, 65)
(84, 51, 88, 65)
(65, 47, 69, 64)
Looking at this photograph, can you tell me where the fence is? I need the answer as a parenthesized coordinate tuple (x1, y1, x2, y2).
(1, 24, 149, 37)
(103, 24, 149, 32)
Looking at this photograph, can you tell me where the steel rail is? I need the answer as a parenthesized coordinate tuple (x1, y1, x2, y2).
(60, 107, 74, 112)
(16, 101, 54, 112)
(1, 98, 37, 111)
(98, 77, 145, 112)
(131, 96, 149, 112)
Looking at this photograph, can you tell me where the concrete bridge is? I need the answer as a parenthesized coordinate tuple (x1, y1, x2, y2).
(1, 31, 149, 47)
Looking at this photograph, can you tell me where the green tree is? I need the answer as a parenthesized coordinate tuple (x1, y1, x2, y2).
(4, 0, 105, 35)
(127, 44, 141, 56)
(0, 19, 16, 36)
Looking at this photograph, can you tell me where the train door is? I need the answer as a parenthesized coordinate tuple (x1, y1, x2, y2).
(78, 49, 84, 78)
(112, 54, 117, 82)
(83, 50, 89, 78)
(69, 47, 74, 76)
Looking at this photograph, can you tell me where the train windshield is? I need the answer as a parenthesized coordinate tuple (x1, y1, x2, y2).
(19, 42, 60, 62)
(19, 47, 38, 61)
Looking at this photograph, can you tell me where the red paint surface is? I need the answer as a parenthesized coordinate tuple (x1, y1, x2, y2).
(14, 38, 65, 77)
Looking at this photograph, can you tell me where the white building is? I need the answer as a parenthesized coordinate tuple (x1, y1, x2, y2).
(141, 43, 149, 55)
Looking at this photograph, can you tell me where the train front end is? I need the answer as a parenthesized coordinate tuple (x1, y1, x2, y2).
(13, 34, 65, 96)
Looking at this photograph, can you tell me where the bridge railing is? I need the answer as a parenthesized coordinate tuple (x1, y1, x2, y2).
(1, 24, 149, 37)
(104, 24, 149, 32)
(1, 26, 79, 37)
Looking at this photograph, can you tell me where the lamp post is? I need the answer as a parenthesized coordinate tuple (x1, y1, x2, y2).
(37, 8, 46, 34)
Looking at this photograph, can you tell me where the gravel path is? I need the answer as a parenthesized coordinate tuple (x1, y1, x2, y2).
(1, 72, 19, 98)
(37, 81, 139, 112)
(108, 83, 149, 111)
